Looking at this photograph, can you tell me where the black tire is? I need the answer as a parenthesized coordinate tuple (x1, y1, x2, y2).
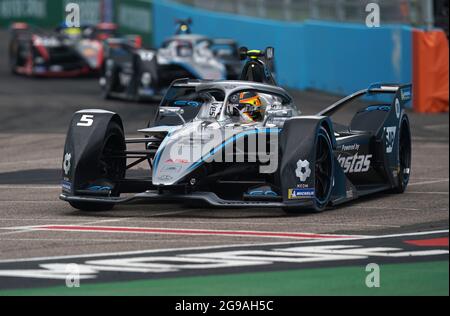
(101, 61, 115, 100)
(284, 127, 334, 214)
(392, 117, 412, 193)
(9, 39, 19, 74)
(70, 121, 126, 212)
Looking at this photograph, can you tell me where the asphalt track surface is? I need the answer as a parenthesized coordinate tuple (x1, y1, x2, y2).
(0, 30, 448, 294)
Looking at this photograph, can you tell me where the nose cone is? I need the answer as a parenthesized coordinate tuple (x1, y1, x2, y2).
(152, 122, 217, 186)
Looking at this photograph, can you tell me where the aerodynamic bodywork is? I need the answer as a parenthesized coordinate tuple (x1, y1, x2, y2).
(9, 22, 119, 77)
(99, 21, 241, 101)
(60, 78, 412, 213)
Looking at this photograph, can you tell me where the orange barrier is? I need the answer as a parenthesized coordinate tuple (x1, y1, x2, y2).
(413, 29, 449, 113)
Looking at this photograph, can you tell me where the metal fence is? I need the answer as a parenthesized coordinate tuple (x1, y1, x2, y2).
(174, 0, 435, 28)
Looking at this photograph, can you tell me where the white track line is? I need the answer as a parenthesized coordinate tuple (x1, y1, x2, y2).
(28, 225, 364, 240)
(405, 191, 449, 195)
(0, 210, 196, 233)
(0, 238, 234, 243)
(409, 179, 449, 186)
(0, 201, 62, 203)
(0, 229, 446, 264)
(348, 206, 421, 211)
(0, 218, 400, 228)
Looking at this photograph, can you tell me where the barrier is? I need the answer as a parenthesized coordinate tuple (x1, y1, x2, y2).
(153, 0, 413, 103)
(413, 29, 449, 113)
(114, 0, 153, 47)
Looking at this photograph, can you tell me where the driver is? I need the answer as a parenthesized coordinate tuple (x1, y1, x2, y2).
(59, 26, 82, 39)
(229, 91, 265, 124)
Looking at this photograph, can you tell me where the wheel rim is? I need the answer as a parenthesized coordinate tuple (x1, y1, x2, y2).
(315, 132, 333, 205)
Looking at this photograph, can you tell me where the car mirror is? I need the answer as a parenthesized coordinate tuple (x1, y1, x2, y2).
(159, 107, 186, 124)
(266, 108, 292, 118)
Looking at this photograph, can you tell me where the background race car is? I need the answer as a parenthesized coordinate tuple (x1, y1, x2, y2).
(99, 19, 242, 101)
(9, 22, 122, 77)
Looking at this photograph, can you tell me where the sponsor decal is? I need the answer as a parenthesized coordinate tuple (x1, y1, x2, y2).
(341, 143, 360, 151)
(162, 165, 182, 173)
(63, 153, 72, 176)
(395, 98, 401, 118)
(249, 190, 278, 197)
(400, 87, 412, 101)
(364, 105, 390, 112)
(337, 154, 372, 174)
(346, 189, 354, 199)
(158, 175, 173, 181)
(295, 160, 311, 182)
(174, 100, 201, 107)
(288, 188, 315, 199)
(62, 180, 72, 193)
(384, 126, 396, 154)
(166, 158, 189, 164)
(87, 186, 112, 192)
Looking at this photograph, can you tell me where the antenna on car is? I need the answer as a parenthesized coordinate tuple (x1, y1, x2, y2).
(239, 47, 277, 85)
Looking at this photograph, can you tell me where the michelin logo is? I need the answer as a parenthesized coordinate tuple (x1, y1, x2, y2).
(288, 188, 315, 199)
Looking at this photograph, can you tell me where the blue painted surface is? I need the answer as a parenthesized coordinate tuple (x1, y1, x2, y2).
(152, 0, 413, 106)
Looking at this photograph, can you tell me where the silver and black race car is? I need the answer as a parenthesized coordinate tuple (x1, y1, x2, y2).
(9, 22, 119, 77)
(60, 50, 412, 213)
(99, 20, 241, 101)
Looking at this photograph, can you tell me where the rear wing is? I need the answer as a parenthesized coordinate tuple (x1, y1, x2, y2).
(317, 83, 412, 117)
(105, 35, 143, 49)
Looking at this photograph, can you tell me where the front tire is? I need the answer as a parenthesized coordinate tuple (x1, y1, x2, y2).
(70, 121, 126, 212)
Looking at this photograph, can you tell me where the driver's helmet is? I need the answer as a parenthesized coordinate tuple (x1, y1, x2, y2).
(230, 91, 264, 123)
(60, 26, 82, 39)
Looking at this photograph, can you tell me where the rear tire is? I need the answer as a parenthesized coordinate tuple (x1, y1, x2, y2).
(392, 117, 411, 193)
(71, 121, 126, 212)
(9, 40, 19, 74)
(101, 61, 116, 100)
(283, 127, 334, 214)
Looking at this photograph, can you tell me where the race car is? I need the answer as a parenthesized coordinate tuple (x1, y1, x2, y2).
(60, 49, 412, 213)
(99, 19, 241, 101)
(8, 22, 119, 77)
